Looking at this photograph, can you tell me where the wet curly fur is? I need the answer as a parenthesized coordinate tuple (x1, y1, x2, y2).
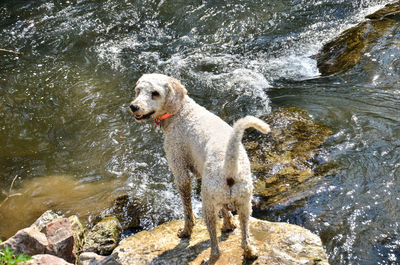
(129, 73, 270, 264)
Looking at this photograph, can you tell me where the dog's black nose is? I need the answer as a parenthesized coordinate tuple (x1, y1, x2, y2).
(130, 104, 139, 113)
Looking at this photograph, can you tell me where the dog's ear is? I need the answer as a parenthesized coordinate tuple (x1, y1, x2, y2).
(164, 78, 187, 115)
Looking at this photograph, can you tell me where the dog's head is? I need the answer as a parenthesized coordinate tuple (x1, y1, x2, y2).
(129, 74, 187, 123)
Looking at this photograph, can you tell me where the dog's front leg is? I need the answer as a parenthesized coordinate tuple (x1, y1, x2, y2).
(176, 175, 195, 238)
(165, 142, 195, 238)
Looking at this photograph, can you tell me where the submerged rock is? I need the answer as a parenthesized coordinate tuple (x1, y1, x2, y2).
(244, 107, 334, 207)
(315, 1, 400, 75)
(82, 217, 122, 256)
(97, 194, 146, 231)
(106, 216, 329, 265)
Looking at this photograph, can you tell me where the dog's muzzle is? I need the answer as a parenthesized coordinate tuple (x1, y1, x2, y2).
(129, 104, 155, 121)
(130, 104, 139, 113)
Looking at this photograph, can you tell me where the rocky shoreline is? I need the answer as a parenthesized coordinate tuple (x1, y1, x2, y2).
(0, 106, 335, 265)
(1, 210, 329, 265)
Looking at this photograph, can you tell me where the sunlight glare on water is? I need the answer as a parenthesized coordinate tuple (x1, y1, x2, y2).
(1, 0, 400, 264)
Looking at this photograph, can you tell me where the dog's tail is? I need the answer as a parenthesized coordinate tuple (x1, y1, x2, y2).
(223, 116, 270, 186)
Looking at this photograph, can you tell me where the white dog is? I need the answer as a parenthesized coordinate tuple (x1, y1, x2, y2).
(129, 73, 270, 264)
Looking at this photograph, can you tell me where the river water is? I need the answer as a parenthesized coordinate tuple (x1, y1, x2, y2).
(0, 0, 399, 264)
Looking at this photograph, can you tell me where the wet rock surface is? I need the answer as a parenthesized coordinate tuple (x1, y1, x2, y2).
(315, 1, 400, 75)
(82, 216, 122, 256)
(244, 107, 334, 208)
(97, 194, 146, 231)
(107, 216, 329, 265)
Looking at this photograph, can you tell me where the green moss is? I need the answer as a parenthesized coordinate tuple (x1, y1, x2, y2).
(244, 107, 336, 206)
(82, 216, 122, 255)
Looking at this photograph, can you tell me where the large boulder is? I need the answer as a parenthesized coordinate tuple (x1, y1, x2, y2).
(315, 1, 400, 75)
(106, 216, 329, 265)
(243, 107, 334, 208)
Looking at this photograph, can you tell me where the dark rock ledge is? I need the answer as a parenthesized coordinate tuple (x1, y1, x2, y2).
(315, 1, 400, 75)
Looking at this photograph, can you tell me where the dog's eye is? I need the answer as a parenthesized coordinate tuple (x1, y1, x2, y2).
(135, 88, 140, 96)
(151, 91, 160, 99)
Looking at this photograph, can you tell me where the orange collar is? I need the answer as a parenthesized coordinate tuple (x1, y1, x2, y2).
(154, 113, 172, 126)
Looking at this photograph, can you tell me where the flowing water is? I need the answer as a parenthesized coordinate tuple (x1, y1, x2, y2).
(1, 0, 399, 264)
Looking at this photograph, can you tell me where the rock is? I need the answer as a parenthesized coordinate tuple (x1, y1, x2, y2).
(109, 216, 329, 265)
(68, 215, 86, 258)
(98, 194, 145, 231)
(315, 1, 400, 75)
(0, 227, 48, 256)
(243, 107, 334, 207)
(0, 211, 84, 263)
(31, 210, 62, 233)
(22, 254, 73, 265)
(78, 252, 106, 265)
(45, 218, 76, 264)
(365, 1, 400, 20)
(82, 217, 122, 256)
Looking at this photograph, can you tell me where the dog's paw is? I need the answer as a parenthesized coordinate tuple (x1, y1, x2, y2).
(177, 228, 191, 238)
(221, 221, 237, 233)
(243, 245, 258, 260)
(201, 251, 221, 265)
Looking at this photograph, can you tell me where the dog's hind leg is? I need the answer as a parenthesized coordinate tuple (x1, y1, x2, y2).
(237, 200, 258, 260)
(220, 205, 237, 232)
(203, 200, 221, 264)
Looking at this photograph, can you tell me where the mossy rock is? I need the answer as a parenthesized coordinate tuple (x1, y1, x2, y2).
(94, 194, 146, 231)
(81, 216, 122, 256)
(68, 215, 86, 256)
(243, 107, 335, 207)
(108, 216, 329, 265)
(315, 1, 400, 75)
